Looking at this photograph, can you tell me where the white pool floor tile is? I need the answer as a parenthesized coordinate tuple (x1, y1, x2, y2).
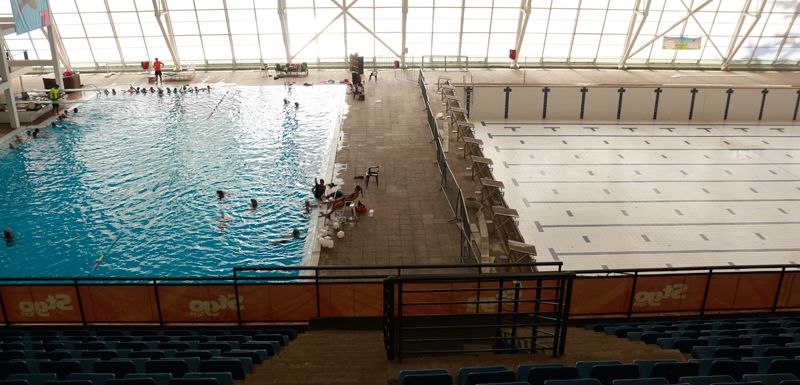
(475, 122, 800, 271)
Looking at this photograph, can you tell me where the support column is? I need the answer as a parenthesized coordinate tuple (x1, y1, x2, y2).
(46, 25, 62, 88)
(401, 0, 408, 67)
(0, 35, 20, 129)
(277, 0, 292, 63)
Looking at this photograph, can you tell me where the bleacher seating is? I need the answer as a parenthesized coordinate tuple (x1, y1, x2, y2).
(397, 315, 800, 385)
(0, 328, 300, 385)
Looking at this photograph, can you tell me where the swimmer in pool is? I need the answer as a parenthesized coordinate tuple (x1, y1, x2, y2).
(8, 143, 14, 150)
(275, 228, 305, 244)
(216, 190, 226, 201)
(217, 214, 231, 230)
(249, 198, 258, 210)
(15, 134, 23, 143)
(128, 86, 136, 93)
(3, 228, 13, 246)
(72, 107, 78, 114)
(294, 102, 299, 109)
(111, 89, 116, 95)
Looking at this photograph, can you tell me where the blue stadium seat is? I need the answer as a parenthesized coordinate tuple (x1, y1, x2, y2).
(105, 380, 156, 385)
(2, 344, 26, 351)
(102, 337, 133, 343)
(95, 331, 126, 337)
(764, 348, 800, 359)
(0, 352, 26, 361)
(543, 379, 601, 385)
(214, 336, 247, 344)
(693, 346, 730, 359)
(124, 374, 172, 385)
(716, 338, 751, 348)
(632, 360, 677, 378)
(62, 332, 91, 337)
(65, 337, 95, 343)
(576, 362, 623, 378)
(675, 340, 709, 354)
(398, 369, 451, 385)
(156, 343, 189, 352)
(709, 360, 759, 380)
(38, 361, 83, 380)
(517, 365, 564, 382)
(174, 351, 213, 360)
(588, 365, 639, 385)
(184, 372, 233, 385)
(640, 333, 670, 345)
(463, 370, 516, 385)
(144, 360, 189, 378)
(197, 343, 232, 353)
(34, 351, 73, 361)
(678, 375, 736, 385)
(42, 381, 94, 385)
(527, 367, 580, 385)
(767, 359, 800, 377)
(197, 331, 226, 337)
(712, 347, 754, 360)
(168, 379, 218, 385)
(239, 342, 278, 356)
(743, 373, 799, 385)
(689, 359, 732, 376)
(139, 337, 169, 343)
(93, 361, 138, 378)
(744, 344, 780, 357)
(7, 373, 58, 385)
(261, 329, 297, 340)
(115, 343, 147, 352)
(127, 351, 165, 360)
(253, 334, 288, 347)
(162, 331, 192, 337)
(176, 336, 208, 343)
(32, 344, 66, 351)
(612, 378, 668, 385)
(649, 362, 699, 383)
(73, 342, 107, 351)
(0, 362, 31, 380)
(65, 373, 115, 385)
(80, 350, 118, 360)
(221, 350, 264, 364)
(0, 380, 31, 385)
(197, 360, 246, 381)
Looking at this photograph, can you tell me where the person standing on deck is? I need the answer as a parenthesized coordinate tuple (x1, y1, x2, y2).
(153, 58, 165, 85)
(49, 84, 60, 116)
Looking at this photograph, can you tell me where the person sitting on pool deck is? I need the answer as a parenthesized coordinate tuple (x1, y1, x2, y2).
(313, 178, 326, 200)
(321, 185, 363, 220)
(49, 84, 60, 116)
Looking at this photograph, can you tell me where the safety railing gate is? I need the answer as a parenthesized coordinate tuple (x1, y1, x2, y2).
(384, 271, 575, 361)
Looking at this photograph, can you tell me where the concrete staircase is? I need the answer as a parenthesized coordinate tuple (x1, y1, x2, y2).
(243, 329, 388, 385)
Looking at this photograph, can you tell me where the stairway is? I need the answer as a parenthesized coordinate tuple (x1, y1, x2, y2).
(244, 329, 389, 385)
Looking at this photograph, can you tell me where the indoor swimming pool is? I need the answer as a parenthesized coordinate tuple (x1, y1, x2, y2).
(0, 85, 345, 277)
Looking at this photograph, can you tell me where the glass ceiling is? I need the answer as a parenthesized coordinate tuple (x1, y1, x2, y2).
(0, 0, 798, 69)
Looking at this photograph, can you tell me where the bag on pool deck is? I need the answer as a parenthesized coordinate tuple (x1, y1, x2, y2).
(356, 201, 368, 214)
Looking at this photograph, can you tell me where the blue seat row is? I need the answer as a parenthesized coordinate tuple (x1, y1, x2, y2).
(0, 329, 297, 340)
(397, 359, 800, 385)
(0, 333, 290, 347)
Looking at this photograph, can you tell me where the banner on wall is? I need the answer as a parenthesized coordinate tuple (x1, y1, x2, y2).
(663, 36, 701, 50)
(10, 0, 50, 35)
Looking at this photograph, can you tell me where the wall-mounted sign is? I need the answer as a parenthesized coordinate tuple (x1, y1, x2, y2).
(663, 36, 701, 50)
(10, 0, 50, 35)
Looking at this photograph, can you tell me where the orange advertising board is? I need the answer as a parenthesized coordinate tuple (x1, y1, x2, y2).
(79, 285, 159, 323)
(570, 277, 633, 316)
(777, 272, 800, 309)
(705, 272, 780, 310)
(1, 285, 82, 323)
(157, 285, 238, 323)
(630, 274, 707, 314)
(237, 284, 316, 322)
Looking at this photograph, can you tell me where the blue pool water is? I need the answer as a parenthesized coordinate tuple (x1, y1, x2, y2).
(0, 85, 344, 278)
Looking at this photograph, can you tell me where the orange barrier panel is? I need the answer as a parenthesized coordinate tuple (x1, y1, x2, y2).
(238, 284, 316, 322)
(570, 277, 633, 316)
(80, 285, 159, 323)
(157, 285, 238, 323)
(777, 271, 800, 309)
(630, 274, 707, 314)
(705, 272, 780, 311)
(318, 283, 384, 318)
(1, 286, 82, 323)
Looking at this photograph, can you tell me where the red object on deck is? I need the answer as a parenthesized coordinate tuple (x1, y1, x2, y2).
(141, 61, 150, 70)
(509, 49, 517, 60)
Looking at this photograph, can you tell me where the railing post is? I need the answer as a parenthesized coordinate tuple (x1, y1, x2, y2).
(0, 287, 8, 326)
(700, 269, 713, 317)
(153, 279, 163, 326)
(74, 279, 86, 326)
(397, 281, 404, 363)
(558, 276, 573, 356)
(626, 272, 639, 319)
(772, 267, 787, 313)
(511, 280, 520, 345)
(233, 270, 242, 326)
(533, 277, 542, 354)
(315, 269, 321, 318)
(494, 278, 505, 349)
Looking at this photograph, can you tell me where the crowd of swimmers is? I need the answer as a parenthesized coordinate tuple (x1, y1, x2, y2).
(213, 189, 304, 243)
(94, 85, 212, 97)
(8, 108, 78, 151)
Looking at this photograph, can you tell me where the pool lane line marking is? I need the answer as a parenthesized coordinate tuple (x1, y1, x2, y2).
(91, 236, 121, 273)
(534, 220, 800, 230)
(207, 90, 231, 120)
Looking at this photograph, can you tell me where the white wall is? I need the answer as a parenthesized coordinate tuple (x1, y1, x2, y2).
(464, 85, 800, 123)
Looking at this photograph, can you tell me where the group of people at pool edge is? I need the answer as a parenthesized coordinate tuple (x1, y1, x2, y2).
(8, 107, 78, 150)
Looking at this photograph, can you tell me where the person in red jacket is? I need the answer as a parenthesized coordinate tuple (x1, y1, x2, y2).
(153, 57, 164, 85)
